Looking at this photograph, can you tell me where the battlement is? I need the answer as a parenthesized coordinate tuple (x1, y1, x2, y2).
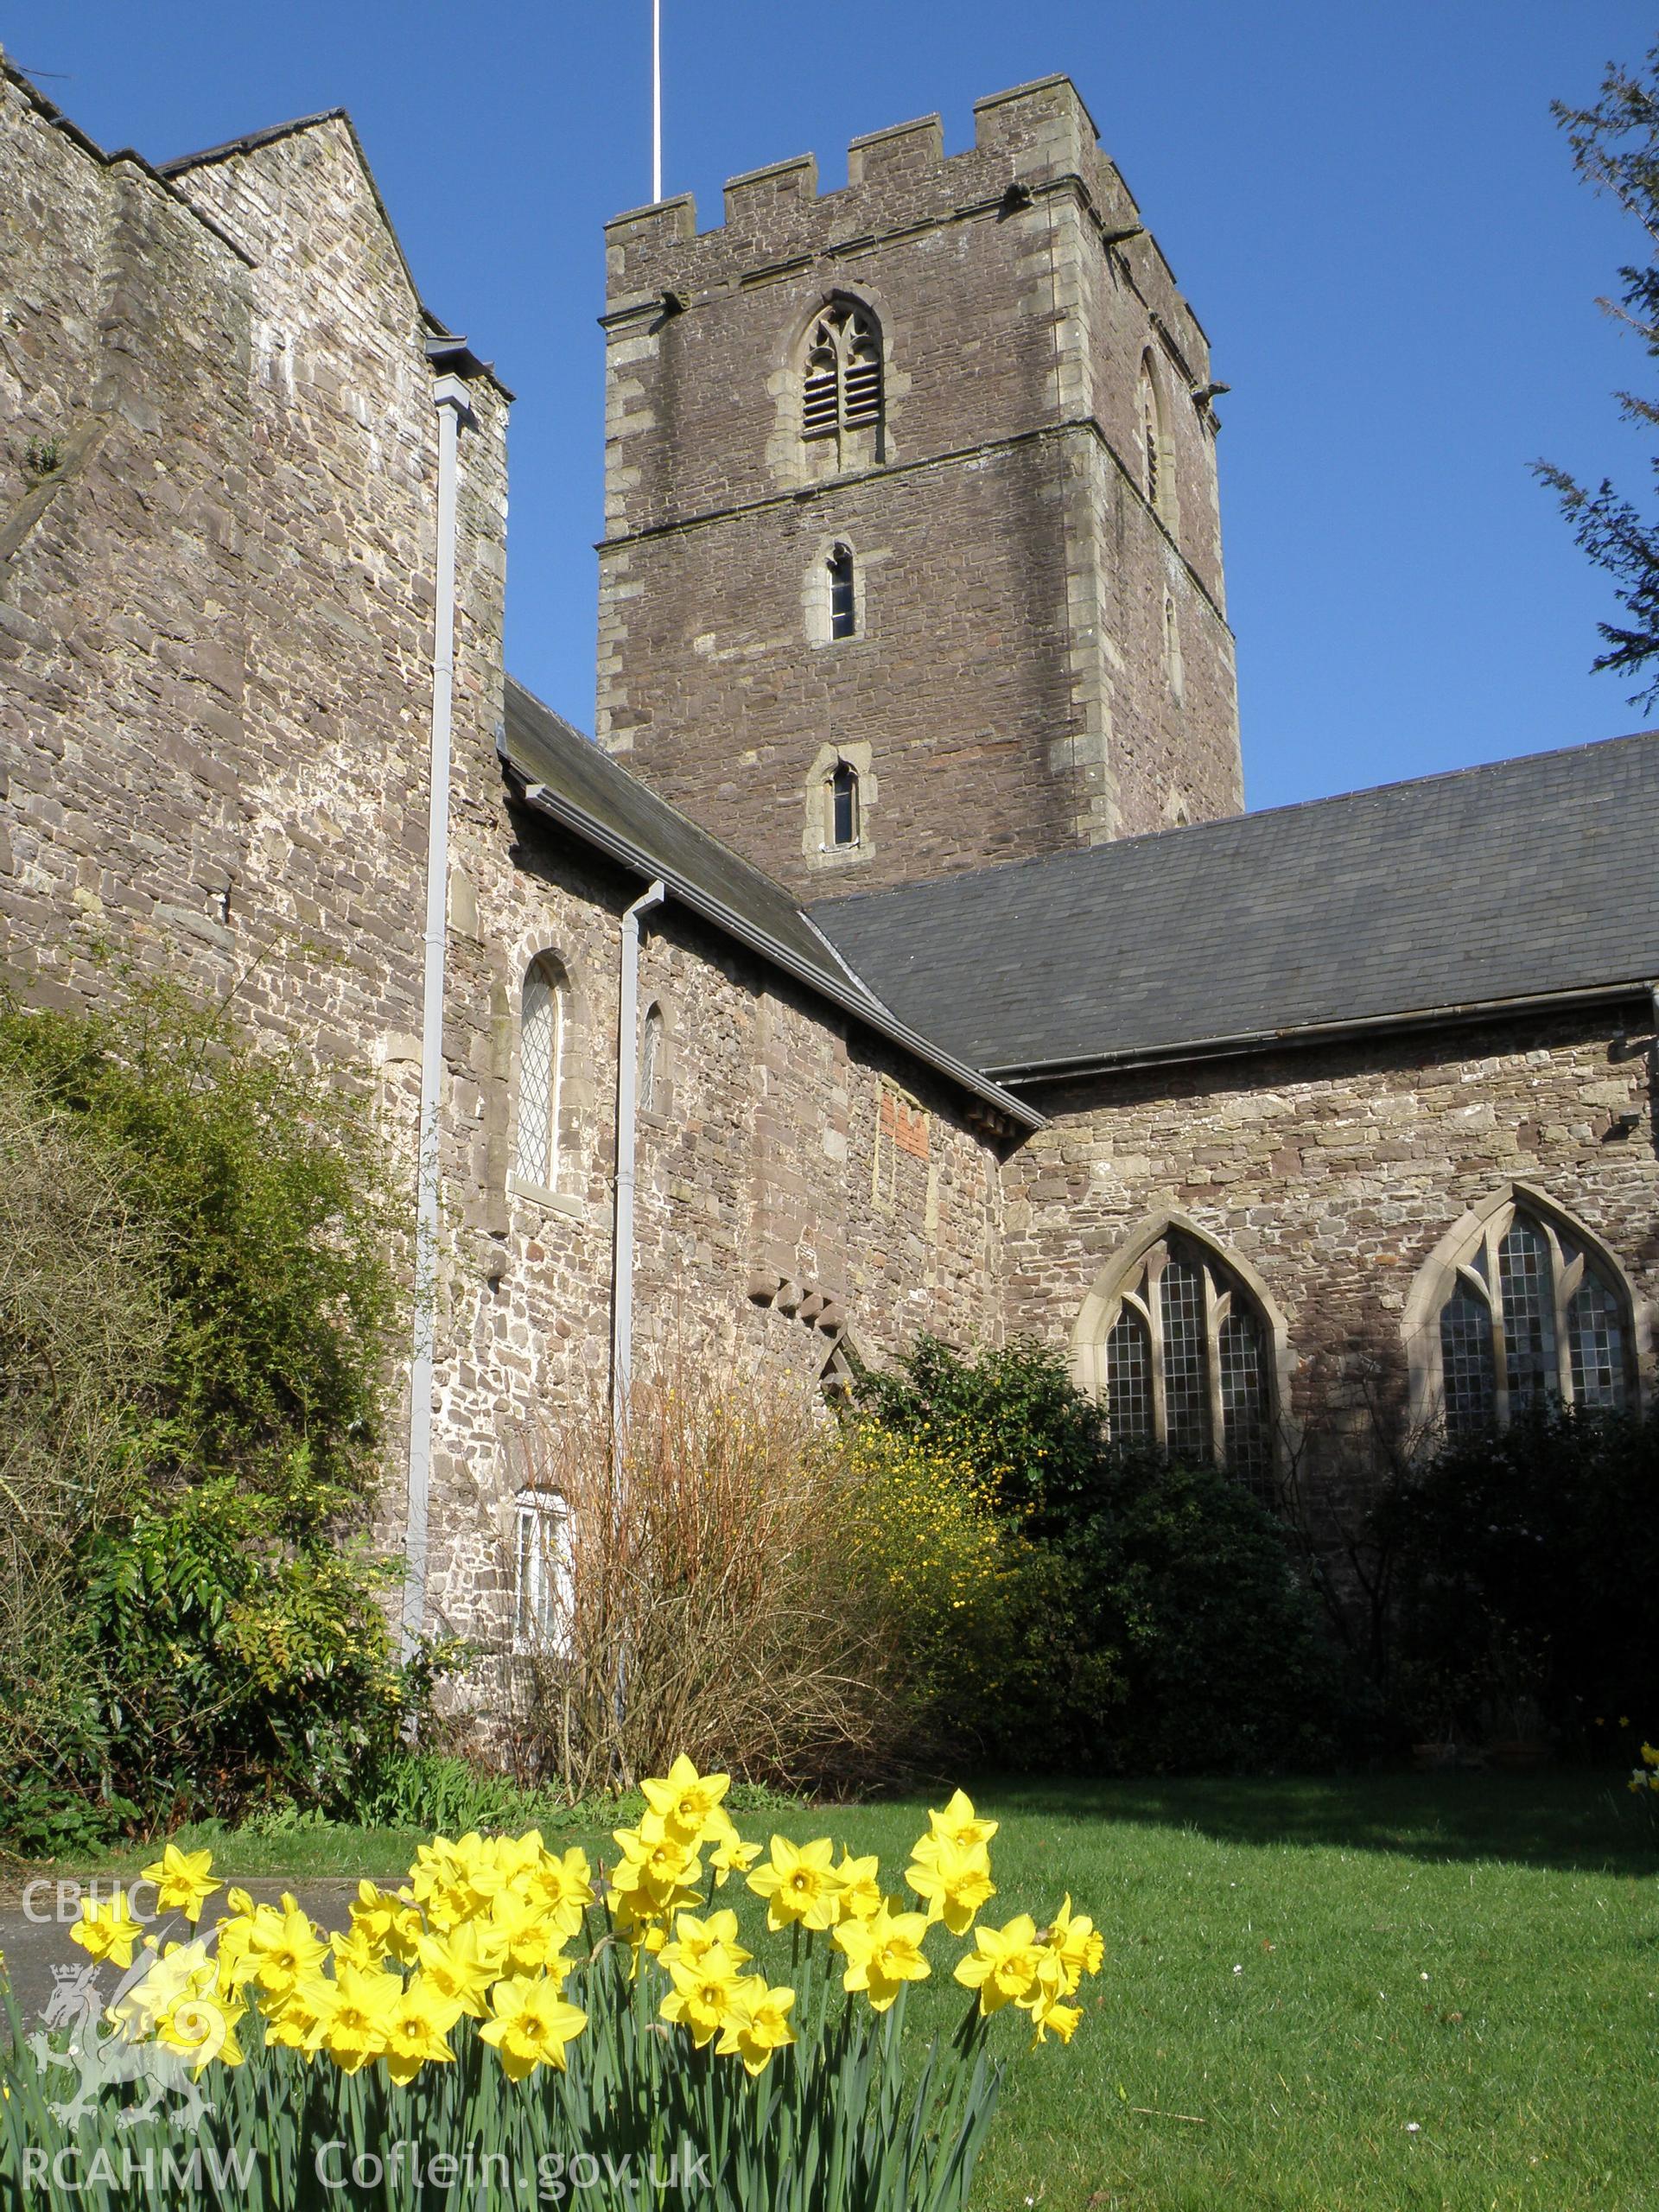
(603, 74, 1153, 310)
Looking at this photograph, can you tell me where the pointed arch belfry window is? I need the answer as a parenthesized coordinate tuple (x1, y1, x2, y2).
(1082, 1224, 1280, 1495)
(1411, 1191, 1637, 1437)
(800, 300, 883, 460)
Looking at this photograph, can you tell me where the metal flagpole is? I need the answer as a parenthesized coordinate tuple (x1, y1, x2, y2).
(652, 0, 662, 201)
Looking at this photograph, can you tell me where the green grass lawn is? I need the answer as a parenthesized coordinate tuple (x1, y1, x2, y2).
(35, 1774, 1659, 2211)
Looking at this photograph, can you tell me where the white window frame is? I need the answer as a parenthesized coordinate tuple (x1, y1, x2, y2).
(512, 1490, 572, 1656)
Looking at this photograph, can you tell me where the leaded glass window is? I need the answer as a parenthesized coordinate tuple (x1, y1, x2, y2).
(1218, 1306, 1273, 1496)
(1159, 1254, 1211, 1459)
(1103, 1308, 1154, 1445)
(514, 955, 565, 1189)
(1440, 1281, 1497, 1435)
(1098, 1230, 1275, 1489)
(1497, 1217, 1556, 1410)
(1567, 1276, 1625, 1409)
(1427, 1198, 1632, 1437)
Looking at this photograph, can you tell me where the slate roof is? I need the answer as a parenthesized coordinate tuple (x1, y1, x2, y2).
(809, 733, 1659, 1079)
(499, 678, 1042, 1127)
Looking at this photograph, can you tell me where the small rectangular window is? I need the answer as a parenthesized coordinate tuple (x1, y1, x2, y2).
(514, 1494, 570, 1654)
(830, 761, 859, 848)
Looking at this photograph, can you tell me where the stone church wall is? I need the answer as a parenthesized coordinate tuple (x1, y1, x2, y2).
(1002, 1005, 1659, 1508)
(424, 790, 1007, 1643)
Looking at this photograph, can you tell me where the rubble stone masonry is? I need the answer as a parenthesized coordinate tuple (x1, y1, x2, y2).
(1001, 1008, 1659, 1507)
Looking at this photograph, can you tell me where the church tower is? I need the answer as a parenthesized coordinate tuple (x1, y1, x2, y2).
(596, 75, 1242, 899)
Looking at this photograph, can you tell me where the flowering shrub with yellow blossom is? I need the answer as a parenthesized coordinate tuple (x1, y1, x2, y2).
(1, 1762, 1100, 2211)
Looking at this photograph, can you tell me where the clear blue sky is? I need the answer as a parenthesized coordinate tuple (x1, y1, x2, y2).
(13, 1, 1655, 810)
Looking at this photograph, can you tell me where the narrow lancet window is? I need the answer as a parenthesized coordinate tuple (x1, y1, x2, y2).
(830, 760, 860, 848)
(829, 546, 856, 639)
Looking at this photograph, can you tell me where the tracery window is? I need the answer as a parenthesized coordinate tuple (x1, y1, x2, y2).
(1099, 1230, 1274, 1491)
(1424, 1197, 1633, 1436)
(514, 954, 566, 1189)
(513, 1490, 570, 1654)
(801, 301, 883, 448)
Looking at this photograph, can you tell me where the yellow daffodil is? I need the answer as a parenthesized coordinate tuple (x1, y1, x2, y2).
(834, 1901, 931, 2012)
(307, 1963, 399, 2073)
(414, 1919, 503, 2020)
(480, 1974, 588, 2081)
(382, 1977, 459, 2085)
(660, 1944, 748, 2049)
(715, 1977, 797, 2075)
(830, 1851, 884, 1924)
(1642, 1741, 1659, 1769)
(747, 1835, 842, 1933)
(709, 1827, 763, 1888)
(350, 1880, 423, 1966)
(954, 1913, 1045, 2015)
(246, 1901, 329, 2002)
(140, 1844, 222, 1926)
(70, 1895, 143, 1971)
(641, 1755, 731, 1842)
(658, 1909, 752, 1980)
(923, 1789, 999, 1852)
(1042, 1895, 1104, 1992)
(906, 1837, 995, 1936)
(518, 1846, 595, 1939)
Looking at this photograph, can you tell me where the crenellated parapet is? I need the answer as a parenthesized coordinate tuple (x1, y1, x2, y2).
(602, 76, 1206, 382)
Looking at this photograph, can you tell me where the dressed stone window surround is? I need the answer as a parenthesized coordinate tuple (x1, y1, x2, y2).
(508, 950, 585, 1218)
(1073, 1214, 1290, 1494)
(801, 739, 875, 873)
(1138, 352, 1176, 531)
(1404, 1185, 1643, 1436)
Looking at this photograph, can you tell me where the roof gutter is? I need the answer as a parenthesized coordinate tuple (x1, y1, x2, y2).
(507, 773, 1044, 1133)
(983, 976, 1656, 1088)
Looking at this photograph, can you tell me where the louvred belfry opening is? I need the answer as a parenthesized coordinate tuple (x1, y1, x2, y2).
(800, 302, 883, 442)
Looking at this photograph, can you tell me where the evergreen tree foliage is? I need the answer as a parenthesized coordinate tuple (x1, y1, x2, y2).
(1536, 44, 1659, 702)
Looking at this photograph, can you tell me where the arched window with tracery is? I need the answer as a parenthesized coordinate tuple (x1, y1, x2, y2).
(514, 954, 567, 1189)
(801, 300, 883, 461)
(1417, 1194, 1635, 1437)
(1096, 1228, 1276, 1491)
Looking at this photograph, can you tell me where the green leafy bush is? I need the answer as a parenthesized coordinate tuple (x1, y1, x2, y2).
(842, 1423, 1121, 1770)
(1375, 1402, 1659, 1748)
(857, 1337, 1350, 1775)
(0, 976, 426, 1850)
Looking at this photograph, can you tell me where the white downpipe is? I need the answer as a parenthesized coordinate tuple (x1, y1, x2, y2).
(652, 0, 663, 203)
(612, 878, 666, 1445)
(403, 372, 471, 1649)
